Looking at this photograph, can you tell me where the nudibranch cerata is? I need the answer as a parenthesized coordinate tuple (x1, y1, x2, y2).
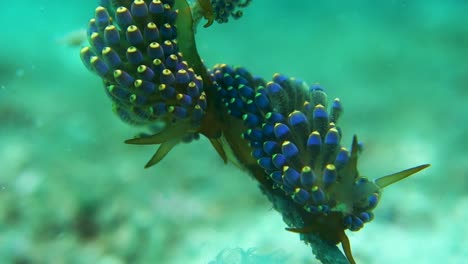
(211, 64, 429, 263)
(81, 1, 430, 263)
(184, 0, 252, 27)
(80, 0, 228, 168)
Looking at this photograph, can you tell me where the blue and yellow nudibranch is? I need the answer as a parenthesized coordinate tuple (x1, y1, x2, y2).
(81, 1, 429, 263)
(211, 64, 429, 263)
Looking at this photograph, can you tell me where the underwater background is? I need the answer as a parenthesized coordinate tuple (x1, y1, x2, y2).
(1, 0, 467, 263)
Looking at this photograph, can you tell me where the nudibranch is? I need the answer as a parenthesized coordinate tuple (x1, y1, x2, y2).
(80, 0, 227, 167)
(208, 0, 252, 25)
(184, 0, 252, 28)
(211, 64, 429, 264)
(81, 1, 430, 263)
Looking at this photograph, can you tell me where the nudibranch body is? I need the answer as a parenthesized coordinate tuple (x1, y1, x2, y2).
(211, 64, 429, 263)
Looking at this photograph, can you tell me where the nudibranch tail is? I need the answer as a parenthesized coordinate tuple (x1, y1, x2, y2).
(375, 164, 430, 188)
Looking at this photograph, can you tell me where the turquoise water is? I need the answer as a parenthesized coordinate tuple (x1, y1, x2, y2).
(1, 1, 467, 263)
